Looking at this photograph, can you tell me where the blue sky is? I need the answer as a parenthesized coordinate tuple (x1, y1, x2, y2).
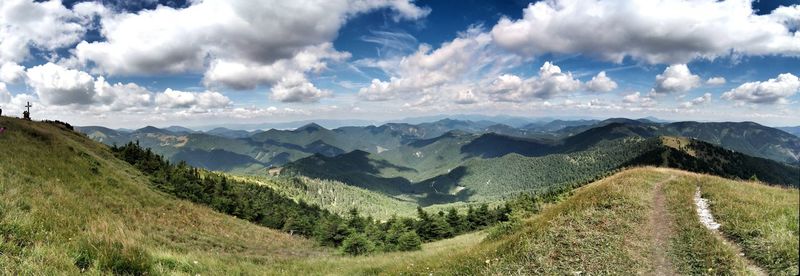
(0, 0, 798, 128)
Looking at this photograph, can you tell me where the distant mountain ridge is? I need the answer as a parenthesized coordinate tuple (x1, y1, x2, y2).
(76, 117, 800, 178)
(284, 135, 799, 205)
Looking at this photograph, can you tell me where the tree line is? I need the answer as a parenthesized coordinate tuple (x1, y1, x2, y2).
(111, 141, 511, 255)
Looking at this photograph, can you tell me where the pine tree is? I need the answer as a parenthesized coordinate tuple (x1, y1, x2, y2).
(395, 231, 422, 251)
(341, 232, 375, 256)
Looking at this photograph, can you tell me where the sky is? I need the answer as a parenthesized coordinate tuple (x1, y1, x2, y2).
(0, 0, 798, 128)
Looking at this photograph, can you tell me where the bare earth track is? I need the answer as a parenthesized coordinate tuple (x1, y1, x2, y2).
(650, 175, 677, 276)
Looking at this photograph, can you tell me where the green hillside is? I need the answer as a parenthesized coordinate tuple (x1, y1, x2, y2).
(237, 175, 420, 220)
(368, 168, 799, 275)
(284, 135, 798, 205)
(0, 117, 322, 274)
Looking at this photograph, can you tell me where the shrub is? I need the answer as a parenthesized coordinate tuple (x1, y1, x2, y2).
(485, 220, 521, 241)
(395, 231, 422, 251)
(340, 232, 375, 256)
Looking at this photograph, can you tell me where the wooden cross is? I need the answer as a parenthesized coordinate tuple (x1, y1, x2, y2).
(23, 101, 32, 120)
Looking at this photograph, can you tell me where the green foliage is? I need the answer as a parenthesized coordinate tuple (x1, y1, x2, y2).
(341, 233, 375, 256)
(396, 231, 422, 251)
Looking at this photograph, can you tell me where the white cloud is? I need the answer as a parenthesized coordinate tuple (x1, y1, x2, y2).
(358, 79, 398, 101)
(454, 89, 478, 104)
(585, 71, 617, 92)
(270, 74, 332, 103)
(75, 0, 428, 76)
(93, 77, 152, 111)
(358, 28, 496, 101)
(0, 0, 101, 63)
(0, 62, 25, 83)
(622, 91, 656, 107)
(490, 0, 800, 64)
(0, 82, 10, 103)
(706, 77, 726, 86)
(652, 64, 700, 95)
(155, 89, 231, 109)
(26, 62, 96, 105)
(485, 61, 581, 102)
(722, 73, 799, 104)
(681, 93, 711, 108)
(203, 43, 350, 90)
(24, 62, 238, 112)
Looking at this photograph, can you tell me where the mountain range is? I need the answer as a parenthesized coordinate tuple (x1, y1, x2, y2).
(75, 117, 800, 206)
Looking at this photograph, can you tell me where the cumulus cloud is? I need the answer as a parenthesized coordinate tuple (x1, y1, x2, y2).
(0, 0, 101, 63)
(0, 82, 10, 103)
(652, 64, 701, 95)
(270, 74, 332, 103)
(24, 62, 232, 112)
(203, 43, 350, 90)
(454, 89, 478, 104)
(74, 0, 428, 76)
(485, 62, 581, 102)
(585, 71, 617, 92)
(622, 91, 656, 107)
(93, 77, 152, 111)
(706, 77, 727, 86)
(26, 62, 96, 105)
(358, 28, 496, 101)
(490, 0, 800, 64)
(155, 89, 231, 109)
(721, 73, 799, 104)
(0, 62, 25, 83)
(681, 93, 711, 108)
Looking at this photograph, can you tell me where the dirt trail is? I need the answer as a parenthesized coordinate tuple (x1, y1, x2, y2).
(650, 175, 677, 276)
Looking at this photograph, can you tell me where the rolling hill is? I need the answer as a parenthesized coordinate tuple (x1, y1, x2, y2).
(0, 117, 323, 274)
(373, 168, 798, 275)
(559, 119, 800, 163)
(284, 134, 799, 205)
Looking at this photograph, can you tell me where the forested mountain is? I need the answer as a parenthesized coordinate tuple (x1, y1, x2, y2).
(284, 135, 799, 205)
(76, 118, 800, 180)
(557, 119, 800, 163)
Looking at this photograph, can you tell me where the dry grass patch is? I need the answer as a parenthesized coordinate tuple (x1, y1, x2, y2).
(700, 177, 799, 274)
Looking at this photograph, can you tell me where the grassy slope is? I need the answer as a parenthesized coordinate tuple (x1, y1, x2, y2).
(237, 175, 419, 220)
(0, 117, 324, 274)
(350, 167, 797, 275)
(701, 177, 799, 274)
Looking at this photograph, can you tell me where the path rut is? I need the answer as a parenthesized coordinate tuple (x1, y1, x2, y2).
(650, 175, 677, 276)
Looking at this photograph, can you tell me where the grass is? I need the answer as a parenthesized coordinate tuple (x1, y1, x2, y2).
(662, 174, 749, 274)
(342, 168, 669, 275)
(0, 117, 324, 275)
(701, 177, 800, 274)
